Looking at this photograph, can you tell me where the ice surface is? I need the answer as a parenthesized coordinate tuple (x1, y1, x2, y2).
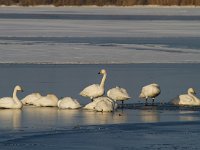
(0, 7, 200, 63)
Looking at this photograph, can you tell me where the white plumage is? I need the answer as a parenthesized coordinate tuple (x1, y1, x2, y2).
(139, 83, 161, 105)
(0, 85, 23, 109)
(107, 86, 130, 105)
(171, 88, 200, 106)
(57, 97, 81, 109)
(84, 96, 117, 112)
(80, 69, 107, 100)
(32, 94, 58, 107)
(21, 93, 42, 105)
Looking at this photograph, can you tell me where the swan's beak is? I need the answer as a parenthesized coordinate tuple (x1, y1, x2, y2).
(21, 89, 24, 92)
(98, 72, 101, 74)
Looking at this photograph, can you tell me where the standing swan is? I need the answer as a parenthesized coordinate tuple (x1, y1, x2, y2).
(170, 88, 200, 106)
(80, 69, 107, 101)
(0, 85, 23, 109)
(57, 97, 81, 109)
(139, 83, 161, 105)
(107, 86, 130, 107)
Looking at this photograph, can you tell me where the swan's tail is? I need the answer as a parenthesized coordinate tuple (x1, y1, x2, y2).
(139, 93, 145, 98)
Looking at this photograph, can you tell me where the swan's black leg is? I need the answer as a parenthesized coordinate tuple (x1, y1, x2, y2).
(145, 98, 148, 106)
(152, 98, 155, 105)
(91, 97, 93, 102)
(122, 100, 124, 109)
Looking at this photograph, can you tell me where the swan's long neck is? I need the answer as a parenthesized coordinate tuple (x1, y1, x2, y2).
(13, 88, 21, 105)
(188, 91, 194, 96)
(100, 73, 107, 88)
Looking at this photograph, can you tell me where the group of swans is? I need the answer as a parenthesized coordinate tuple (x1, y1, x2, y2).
(0, 69, 199, 110)
(79, 69, 200, 107)
(0, 86, 81, 109)
(80, 69, 131, 112)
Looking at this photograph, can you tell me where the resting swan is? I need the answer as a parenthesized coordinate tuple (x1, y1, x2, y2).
(139, 83, 161, 105)
(84, 96, 117, 112)
(32, 94, 58, 107)
(57, 97, 81, 109)
(80, 69, 107, 101)
(107, 86, 130, 106)
(0, 85, 23, 109)
(170, 88, 200, 106)
(21, 93, 42, 105)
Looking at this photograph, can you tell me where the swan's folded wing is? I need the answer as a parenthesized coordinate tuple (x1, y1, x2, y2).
(179, 94, 193, 102)
(80, 84, 102, 97)
(108, 88, 130, 100)
(0, 97, 15, 107)
(178, 94, 194, 105)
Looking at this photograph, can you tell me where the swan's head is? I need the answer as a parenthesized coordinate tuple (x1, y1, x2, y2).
(15, 85, 23, 92)
(98, 69, 107, 75)
(188, 88, 196, 95)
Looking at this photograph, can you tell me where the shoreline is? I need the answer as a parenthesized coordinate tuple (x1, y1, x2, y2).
(0, 62, 200, 65)
(0, 5, 200, 8)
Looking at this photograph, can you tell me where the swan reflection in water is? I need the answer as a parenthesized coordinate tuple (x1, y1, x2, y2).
(0, 109, 22, 129)
(178, 111, 199, 122)
(139, 110, 160, 123)
(57, 109, 83, 126)
(82, 109, 128, 125)
(22, 106, 58, 128)
(57, 109, 128, 125)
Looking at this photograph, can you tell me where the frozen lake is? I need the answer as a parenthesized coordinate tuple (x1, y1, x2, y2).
(0, 6, 200, 63)
(0, 6, 200, 149)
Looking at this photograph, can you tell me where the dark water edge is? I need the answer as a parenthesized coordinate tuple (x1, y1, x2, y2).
(1, 13, 200, 20)
(0, 63, 200, 105)
(1, 37, 200, 50)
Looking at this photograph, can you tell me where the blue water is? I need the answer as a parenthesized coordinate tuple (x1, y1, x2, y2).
(0, 63, 200, 104)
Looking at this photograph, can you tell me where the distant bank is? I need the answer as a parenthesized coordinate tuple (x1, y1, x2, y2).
(0, 0, 200, 7)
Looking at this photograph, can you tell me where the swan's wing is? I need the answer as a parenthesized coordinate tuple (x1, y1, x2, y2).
(177, 94, 195, 105)
(84, 101, 97, 110)
(0, 97, 15, 107)
(107, 88, 130, 100)
(141, 85, 160, 98)
(119, 88, 131, 98)
(21, 93, 41, 104)
(80, 84, 103, 98)
(59, 97, 81, 109)
(179, 94, 193, 102)
(95, 99, 115, 112)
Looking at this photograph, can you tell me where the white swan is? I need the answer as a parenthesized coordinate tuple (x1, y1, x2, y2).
(139, 83, 161, 105)
(171, 88, 200, 106)
(84, 96, 117, 112)
(57, 97, 81, 109)
(80, 69, 107, 101)
(0, 85, 23, 109)
(21, 93, 42, 105)
(107, 86, 130, 106)
(32, 94, 58, 107)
